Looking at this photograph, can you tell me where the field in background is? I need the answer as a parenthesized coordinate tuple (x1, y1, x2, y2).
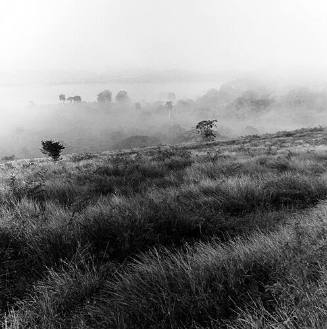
(1, 127, 327, 328)
(2, 78, 327, 160)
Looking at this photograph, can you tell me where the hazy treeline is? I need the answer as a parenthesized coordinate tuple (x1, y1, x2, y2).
(1, 78, 327, 159)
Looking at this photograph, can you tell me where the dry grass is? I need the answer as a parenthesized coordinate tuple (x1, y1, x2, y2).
(1, 127, 327, 328)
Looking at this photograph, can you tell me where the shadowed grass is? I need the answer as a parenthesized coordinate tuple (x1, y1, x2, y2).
(7, 204, 327, 329)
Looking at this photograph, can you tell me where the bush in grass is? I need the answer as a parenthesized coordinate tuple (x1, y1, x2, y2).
(196, 120, 218, 141)
(41, 140, 65, 161)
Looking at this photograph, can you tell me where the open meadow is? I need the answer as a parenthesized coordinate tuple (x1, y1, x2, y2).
(5, 0, 327, 327)
(0, 126, 326, 328)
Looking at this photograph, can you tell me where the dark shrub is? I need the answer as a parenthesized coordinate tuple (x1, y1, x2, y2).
(196, 120, 218, 141)
(41, 140, 65, 161)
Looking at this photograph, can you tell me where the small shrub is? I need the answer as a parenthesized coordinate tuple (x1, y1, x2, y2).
(196, 120, 218, 141)
(41, 140, 65, 161)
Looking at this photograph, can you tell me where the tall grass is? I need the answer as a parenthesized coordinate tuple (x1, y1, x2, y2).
(7, 204, 327, 328)
(1, 128, 327, 328)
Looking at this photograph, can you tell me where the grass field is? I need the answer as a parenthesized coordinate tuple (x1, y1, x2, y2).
(2, 126, 327, 328)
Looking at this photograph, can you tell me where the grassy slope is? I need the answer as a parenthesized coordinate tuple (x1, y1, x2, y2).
(2, 127, 327, 328)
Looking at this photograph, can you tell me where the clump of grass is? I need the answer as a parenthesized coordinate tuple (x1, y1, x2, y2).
(10, 210, 325, 329)
(80, 212, 327, 329)
(4, 248, 117, 329)
(182, 172, 327, 215)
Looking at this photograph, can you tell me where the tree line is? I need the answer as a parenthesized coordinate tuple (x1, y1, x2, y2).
(59, 90, 130, 104)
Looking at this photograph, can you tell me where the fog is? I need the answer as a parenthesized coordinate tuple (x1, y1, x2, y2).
(0, 76, 326, 159)
(2, 0, 327, 158)
(3, 0, 327, 73)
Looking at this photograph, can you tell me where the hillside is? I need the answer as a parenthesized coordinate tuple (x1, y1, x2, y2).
(2, 126, 327, 328)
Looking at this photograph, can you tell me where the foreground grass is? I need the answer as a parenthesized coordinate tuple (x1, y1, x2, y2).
(6, 204, 327, 328)
(1, 127, 327, 328)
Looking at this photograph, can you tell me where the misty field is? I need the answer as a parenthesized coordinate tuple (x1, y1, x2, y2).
(4, 80, 327, 160)
(1, 127, 327, 328)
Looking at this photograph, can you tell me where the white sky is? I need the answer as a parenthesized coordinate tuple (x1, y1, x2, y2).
(1, 0, 327, 73)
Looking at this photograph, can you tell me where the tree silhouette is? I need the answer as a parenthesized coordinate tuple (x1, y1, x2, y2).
(97, 90, 112, 103)
(115, 90, 129, 102)
(41, 140, 65, 161)
(195, 120, 218, 141)
(73, 96, 82, 103)
(59, 94, 66, 103)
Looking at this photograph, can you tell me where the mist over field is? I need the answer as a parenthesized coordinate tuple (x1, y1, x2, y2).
(2, 0, 327, 159)
(1, 74, 327, 159)
(5, 1, 327, 328)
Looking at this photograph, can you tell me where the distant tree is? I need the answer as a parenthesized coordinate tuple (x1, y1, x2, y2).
(73, 95, 82, 103)
(41, 140, 65, 161)
(59, 94, 66, 103)
(97, 90, 112, 103)
(115, 90, 129, 103)
(195, 120, 218, 141)
(135, 102, 142, 110)
(233, 91, 273, 117)
(67, 96, 82, 103)
(165, 101, 173, 120)
(166, 101, 173, 109)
